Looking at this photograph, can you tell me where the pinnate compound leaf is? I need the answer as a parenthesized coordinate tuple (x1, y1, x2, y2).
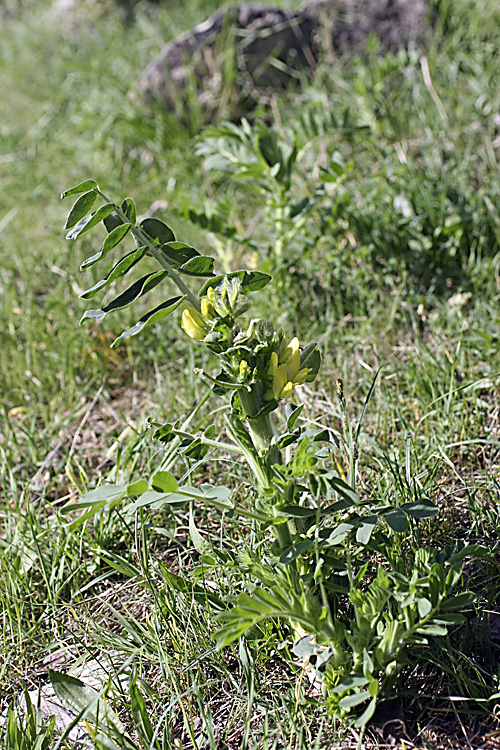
(80, 270, 167, 323)
(66, 203, 115, 240)
(61, 179, 97, 199)
(64, 190, 97, 229)
(81, 223, 131, 270)
(152, 423, 175, 443)
(60, 484, 127, 531)
(179, 255, 215, 277)
(48, 670, 124, 733)
(111, 295, 184, 347)
(80, 247, 147, 298)
(201, 484, 233, 508)
(141, 217, 175, 244)
(199, 270, 271, 297)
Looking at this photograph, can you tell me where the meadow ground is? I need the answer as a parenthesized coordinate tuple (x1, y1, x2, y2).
(1, 0, 500, 747)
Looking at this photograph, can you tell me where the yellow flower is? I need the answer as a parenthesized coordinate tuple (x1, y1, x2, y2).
(181, 305, 207, 342)
(201, 297, 216, 319)
(268, 337, 311, 400)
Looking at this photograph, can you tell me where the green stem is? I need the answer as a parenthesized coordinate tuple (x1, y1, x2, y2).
(97, 188, 200, 311)
(171, 429, 242, 454)
(247, 413, 275, 454)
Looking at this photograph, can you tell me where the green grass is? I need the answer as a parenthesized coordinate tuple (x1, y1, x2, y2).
(1, 0, 500, 747)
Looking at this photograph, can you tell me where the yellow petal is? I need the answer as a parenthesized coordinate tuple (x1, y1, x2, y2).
(286, 347, 301, 381)
(268, 351, 279, 376)
(280, 336, 300, 363)
(273, 363, 288, 400)
(293, 368, 311, 386)
(281, 381, 294, 399)
(181, 306, 206, 341)
(201, 298, 216, 319)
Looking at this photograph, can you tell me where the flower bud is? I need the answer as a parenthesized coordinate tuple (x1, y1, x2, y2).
(181, 305, 207, 342)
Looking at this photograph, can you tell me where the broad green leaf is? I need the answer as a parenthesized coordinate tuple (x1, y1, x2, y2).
(292, 635, 316, 659)
(81, 223, 131, 270)
(141, 217, 175, 244)
(440, 592, 476, 610)
(278, 431, 300, 449)
(199, 270, 272, 297)
(356, 515, 378, 544)
(201, 484, 233, 508)
(66, 203, 115, 240)
(417, 623, 448, 636)
(385, 508, 409, 533)
(331, 676, 369, 693)
(320, 519, 358, 545)
(161, 241, 200, 268)
(400, 499, 438, 519)
(327, 476, 361, 506)
(354, 696, 377, 728)
(80, 270, 167, 323)
(121, 197, 136, 225)
(285, 403, 304, 430)
(189, 510, 212, 555)
(48, 670, 124, 733)
(60, 484, 128, 512)
(151, 471, 178, 493)
(64, 190, 97, 229)
(128, 490, 188, 511)
(363, 650, 374, 680)
(433, 613, 466, 625)
(152, 423, 175, 443)
(126, 479, 149, 496)
(338, 690, 371, 709)
(279, 539, 314, 564)
(61, 179, 97, 199)
(80, 247, 147, 298)
(278, 505, 317, 518)
(417, 597, 432, 618)
(179, 255, 215, 277)
(301, 343, 321, 383)
(111, 295, 184, 347)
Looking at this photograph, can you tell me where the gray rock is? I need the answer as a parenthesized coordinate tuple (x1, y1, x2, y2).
(1, 656, 128, 747)
(136, 0, 431, 111)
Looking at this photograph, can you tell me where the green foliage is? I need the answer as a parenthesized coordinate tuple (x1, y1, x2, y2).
(60, 176, 493, 729)
(2, 0, 500, 744)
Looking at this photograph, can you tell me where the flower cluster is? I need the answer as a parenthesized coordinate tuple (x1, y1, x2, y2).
(266, 337, 312, 401)
(181, 279, 314, 409)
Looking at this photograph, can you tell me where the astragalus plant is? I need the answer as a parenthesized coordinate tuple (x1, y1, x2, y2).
(60, 179, 482, 734)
